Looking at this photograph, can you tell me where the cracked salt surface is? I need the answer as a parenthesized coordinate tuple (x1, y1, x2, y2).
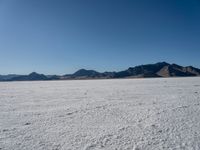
(0, 77, 200, 150)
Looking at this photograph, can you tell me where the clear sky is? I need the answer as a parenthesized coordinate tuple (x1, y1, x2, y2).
(0, 0, 200, 75)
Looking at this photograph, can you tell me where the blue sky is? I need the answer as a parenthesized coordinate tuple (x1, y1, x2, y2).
(0, 0, 200, 75)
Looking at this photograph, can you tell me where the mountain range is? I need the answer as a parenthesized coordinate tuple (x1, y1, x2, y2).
(0, 62, 200, 81)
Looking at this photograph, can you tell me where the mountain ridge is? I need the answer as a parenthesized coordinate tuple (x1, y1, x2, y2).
(0, 62, 200, 81)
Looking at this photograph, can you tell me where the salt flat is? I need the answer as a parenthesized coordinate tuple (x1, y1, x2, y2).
(0, 77, 200, 150)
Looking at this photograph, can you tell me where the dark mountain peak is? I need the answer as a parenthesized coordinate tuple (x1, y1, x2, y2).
(28, 72, 47, 78)
(76, 69, 87, 72)
(29, 72, 40, 76)
(156, 62, 170, 66)
(72, 69, 100, 77)
(171, 63, 182, 68)
(74, 69, 99, 74)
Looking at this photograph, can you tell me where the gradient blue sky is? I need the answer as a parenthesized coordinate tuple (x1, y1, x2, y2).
(0, 0, 200, 74)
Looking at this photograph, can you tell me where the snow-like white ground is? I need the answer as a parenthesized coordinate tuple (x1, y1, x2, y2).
(0, 77, 200, 150)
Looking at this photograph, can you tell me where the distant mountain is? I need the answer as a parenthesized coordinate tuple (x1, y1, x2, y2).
(116, 62, 200, 78)
(0, 74, 20, 81)
(63, 69, 116, 79)
(157, 63, 200, 77)
(0, 62, 200, 81)
(114, 62, 200, 78)
(46, 75, 60, 80)
(114, 62, 169, 78)
(9, 72, 48, 81)
(62, 62, 200, 79)
(72, 69, 102, 78)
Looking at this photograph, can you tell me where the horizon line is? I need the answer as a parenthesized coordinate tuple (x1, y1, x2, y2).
(1, 61, 199, 76)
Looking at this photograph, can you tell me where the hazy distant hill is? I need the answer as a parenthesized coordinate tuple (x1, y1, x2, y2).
(1, 62, 200, 81)
(72, 69, 102, 78)
(0, 74, 20, 81)
(8, 72, 48, 81)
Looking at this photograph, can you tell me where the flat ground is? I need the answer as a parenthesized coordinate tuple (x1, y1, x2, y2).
(0, 77, 200, 150)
